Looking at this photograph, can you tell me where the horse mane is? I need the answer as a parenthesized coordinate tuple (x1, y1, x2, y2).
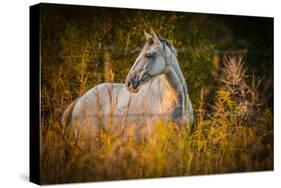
(158, 37, 177, 57)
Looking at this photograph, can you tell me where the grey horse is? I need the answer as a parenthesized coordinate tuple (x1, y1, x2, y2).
(62, 30, 193, 142)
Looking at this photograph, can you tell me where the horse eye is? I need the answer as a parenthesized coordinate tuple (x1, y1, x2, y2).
(145, 53, 154, 58)
(145, 53, 151, 58)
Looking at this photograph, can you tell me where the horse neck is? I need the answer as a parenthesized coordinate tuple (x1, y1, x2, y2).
(164, 54, 187, 113)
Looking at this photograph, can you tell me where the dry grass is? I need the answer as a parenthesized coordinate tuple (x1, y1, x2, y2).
(40, 56, 273, 184)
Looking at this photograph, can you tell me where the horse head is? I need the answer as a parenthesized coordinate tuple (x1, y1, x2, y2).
(125, 30, 172, 93)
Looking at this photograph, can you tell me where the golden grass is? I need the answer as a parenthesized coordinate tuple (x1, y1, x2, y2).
(40, 56, 273, 184)
(40, 112, 273, 184)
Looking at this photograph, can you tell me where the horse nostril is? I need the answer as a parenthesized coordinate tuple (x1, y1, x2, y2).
(126, 80, 131, 88)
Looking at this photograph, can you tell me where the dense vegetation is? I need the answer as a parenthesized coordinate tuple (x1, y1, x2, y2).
(39, 4, 273, 184)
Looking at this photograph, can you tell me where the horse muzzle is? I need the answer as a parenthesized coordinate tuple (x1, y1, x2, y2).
(126, 79, 140, 93)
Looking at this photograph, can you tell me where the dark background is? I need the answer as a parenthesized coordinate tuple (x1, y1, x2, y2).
(41, 3, 273, 113)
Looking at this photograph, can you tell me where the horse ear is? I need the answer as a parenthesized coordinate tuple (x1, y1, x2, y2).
(150, 29, 159, 44)
(143, 30, 152, 40)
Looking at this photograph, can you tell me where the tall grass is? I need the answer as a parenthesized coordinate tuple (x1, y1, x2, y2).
(40, 55, 273, 184)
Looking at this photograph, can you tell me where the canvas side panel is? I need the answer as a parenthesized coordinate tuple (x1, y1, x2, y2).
(29, 4, 41, 185)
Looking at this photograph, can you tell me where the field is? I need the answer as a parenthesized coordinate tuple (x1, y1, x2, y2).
(40, 56, 273, 184)
(39, 4, 273, 184)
